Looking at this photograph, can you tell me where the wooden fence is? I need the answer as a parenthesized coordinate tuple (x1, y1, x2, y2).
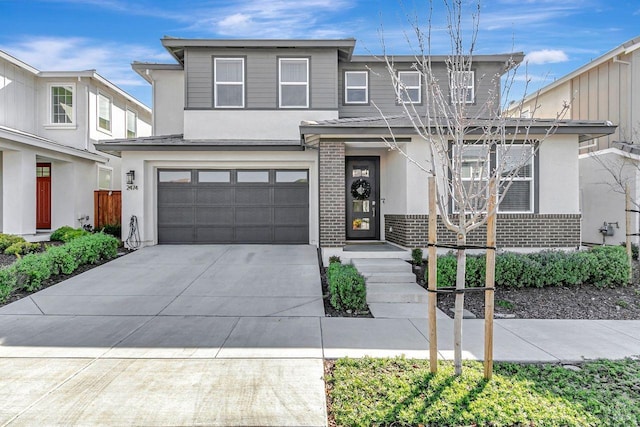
(94, 190, 122, 229)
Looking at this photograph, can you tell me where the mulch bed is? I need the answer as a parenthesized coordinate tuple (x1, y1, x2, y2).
(412, 262, 640, 320)
(320, 264, 373, 318)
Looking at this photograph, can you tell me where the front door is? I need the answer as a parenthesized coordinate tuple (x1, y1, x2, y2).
(36, 163, 51, 229)
(346, 157, 379, 240)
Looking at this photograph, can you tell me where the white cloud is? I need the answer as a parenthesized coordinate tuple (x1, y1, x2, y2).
(525, 49, 569, 64)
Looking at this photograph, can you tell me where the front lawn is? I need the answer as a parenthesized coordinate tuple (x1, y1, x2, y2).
(326, 357, 640, 426)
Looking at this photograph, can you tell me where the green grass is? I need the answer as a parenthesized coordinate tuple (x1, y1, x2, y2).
(326, 357, 640, 427)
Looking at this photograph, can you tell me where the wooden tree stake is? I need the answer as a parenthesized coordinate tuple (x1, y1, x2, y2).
(484, 178, 497, 380)
(626, 183, 633, 283)
(428, 176, 438, 373)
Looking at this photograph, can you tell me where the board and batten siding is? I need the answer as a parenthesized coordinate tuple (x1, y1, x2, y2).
(185, 47, 338, 110)
(338, 60, 504, 118)
(0, 57, 37, 133)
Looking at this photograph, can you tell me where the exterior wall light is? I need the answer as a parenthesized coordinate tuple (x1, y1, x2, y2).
(126, 170, 135, 185)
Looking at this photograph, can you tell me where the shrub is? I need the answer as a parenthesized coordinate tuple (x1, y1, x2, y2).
(619, 242, 639, 261)
(4, 241, 40, 256)
(100, 223, 122, 239)
(0, 234, 25, 251)
(411, 248, 423, 265)
(327, 263, 367, 311)
(14, 253, 54, 292)
(46, 245, 79, 275)
(589, 246, 629, 287)
(0, 267, 17, 303)
(429, 247, 629, 288)
(50, 226, 89, 242)
(329, 255, 342, 264)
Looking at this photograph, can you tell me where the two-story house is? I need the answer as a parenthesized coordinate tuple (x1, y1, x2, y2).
(509, 36, 640, 245)
(97, 38, 615, 260)
(0, 50, 152, 237)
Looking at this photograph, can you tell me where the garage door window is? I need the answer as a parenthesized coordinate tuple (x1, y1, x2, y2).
(159, 171, 191, 183)
(237, 170, 269, 183)
(199, 171, 231, 183)
(276, 170, 308, 183)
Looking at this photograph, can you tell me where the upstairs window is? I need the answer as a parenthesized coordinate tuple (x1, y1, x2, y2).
(97, 91, 112, 133)
(279, 58, 309, 108)
(450, 70, 475, 104)
(126, 108, 137, 138)
(397, 71, 421, 104)
(214, 58, 245, 108)
(345, 71, 368, 104)
(50, 84, 74, 124)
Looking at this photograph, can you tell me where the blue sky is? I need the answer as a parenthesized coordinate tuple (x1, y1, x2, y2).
(0, 0, 638, 107)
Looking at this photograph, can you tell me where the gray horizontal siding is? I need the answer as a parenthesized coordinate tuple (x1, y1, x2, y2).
(338, 61, 503, 118)
(185, 47, 338, 109)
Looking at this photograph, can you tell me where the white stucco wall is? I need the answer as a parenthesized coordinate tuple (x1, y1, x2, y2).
(184, 110, 338, 140)
(151, 69, 184, 136)
(0, 56, 37, 133)
(538, 134, 580, 213)
(2, 148, 36, 234)
(579, 150, 640, 245)
(120, 149, 319, 247)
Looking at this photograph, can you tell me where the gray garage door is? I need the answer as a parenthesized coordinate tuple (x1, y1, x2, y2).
(157, 169, 309, 244)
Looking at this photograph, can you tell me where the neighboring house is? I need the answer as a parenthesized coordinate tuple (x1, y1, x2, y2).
(509, 36, 640, 245)
(0, 50, 151, 237)
(96, 38, 614, 260)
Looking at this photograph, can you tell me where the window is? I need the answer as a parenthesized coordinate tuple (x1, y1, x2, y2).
(237, 170, 269, 183)
(97, 91, 112, 132)
(498, 144, 534, 212)
(198, 171, 231, 183)
(50, 84, 74, 124)
(159, 171, 191, 183)
(126, 108, 137, 138)
(344, 71, 368, 104)
(450, 70, 474, 104)
(214, 58, 244, 108)
(453, 143, 534, 213)
(397, 71, 421, 104)
(276, 170, 308, 183)
(97, 166, 112, 190)
(279, 58, 309, 108)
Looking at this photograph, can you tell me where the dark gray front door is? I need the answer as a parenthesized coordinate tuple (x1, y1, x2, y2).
(346, 157, 380, 240)
(157, 169, 309, 244)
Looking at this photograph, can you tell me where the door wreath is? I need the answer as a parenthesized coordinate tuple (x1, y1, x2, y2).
(351, 178, 371, 200)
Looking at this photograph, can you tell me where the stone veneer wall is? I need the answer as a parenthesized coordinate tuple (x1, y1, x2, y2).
(319, 141, 346, 247)
(384, 214, 581, 248)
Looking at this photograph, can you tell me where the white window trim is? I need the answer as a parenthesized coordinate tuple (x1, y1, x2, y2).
(97, 90, 113, 135)
(279, 58, 309, 109)
(452, 145, 490, 214)
(97, 165, 113, 190)
(214, 57, 245, 108)
(497, 144, 535, 214)
(47, 83, 76, 128)
(397, 71, 421, 104)
(450, 70, 475, 104)
(344, 71, 368, 104)
(126, 107, 138, 138)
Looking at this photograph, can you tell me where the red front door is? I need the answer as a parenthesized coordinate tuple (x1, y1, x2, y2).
(36, 163, 51, 229)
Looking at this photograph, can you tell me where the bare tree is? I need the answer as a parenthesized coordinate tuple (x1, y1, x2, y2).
(375, 0, 569, 375)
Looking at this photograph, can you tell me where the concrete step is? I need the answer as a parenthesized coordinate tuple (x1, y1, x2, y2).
(351, 258, 409, 266)
(362, 272, 417, 283)
(354, 262, 412, 273)
(366, 282, 428, 303)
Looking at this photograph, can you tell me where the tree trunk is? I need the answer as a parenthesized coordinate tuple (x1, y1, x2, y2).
(453, 228, 466, 375)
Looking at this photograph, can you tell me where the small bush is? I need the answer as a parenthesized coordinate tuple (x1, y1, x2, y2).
(100, 223, 122, 239)
(4, 241, 40, 256)
(411, 248, 423, 265)
(619, 242, 639, 261)
(50, 226, 89, 242)
(0, 234, 25, 251)
(327, 263, 367, 311)
(14, 253, 53, 292)
(329, 255, 342, 264)
(46, 245, 79, 275)
(0, 267, 17, 303)
(589, 246, 629, 287)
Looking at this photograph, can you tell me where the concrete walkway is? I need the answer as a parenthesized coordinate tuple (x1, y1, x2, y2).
(0, 245, 639, 426)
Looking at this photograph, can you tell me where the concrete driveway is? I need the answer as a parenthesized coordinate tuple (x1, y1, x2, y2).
(0, 245, 328, 427)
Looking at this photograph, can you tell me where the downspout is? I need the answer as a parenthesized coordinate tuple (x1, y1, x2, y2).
(84, 77, 90, 151)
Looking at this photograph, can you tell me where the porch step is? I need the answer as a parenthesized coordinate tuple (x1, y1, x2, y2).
(366, 282, 428, 303)
(351, 258, 412, 273)
(362, 272, 417, 283)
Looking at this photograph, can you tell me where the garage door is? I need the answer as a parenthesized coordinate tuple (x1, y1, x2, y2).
(157, 169, 309, 244)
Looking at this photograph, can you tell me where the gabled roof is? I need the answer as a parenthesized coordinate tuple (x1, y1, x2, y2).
(161, 37, 357, 64)
(350, 53, 524, 64)
(300, 115, 617, 143)
(0, 49, 151, 113)
(518, 35, 640, 105)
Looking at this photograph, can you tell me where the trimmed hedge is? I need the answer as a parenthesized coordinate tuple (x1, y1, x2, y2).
(0, 233, 119, 302)
(327, 261, 367, 311)
(50, 226, 90, 243)
(429, 246, 630, 288)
